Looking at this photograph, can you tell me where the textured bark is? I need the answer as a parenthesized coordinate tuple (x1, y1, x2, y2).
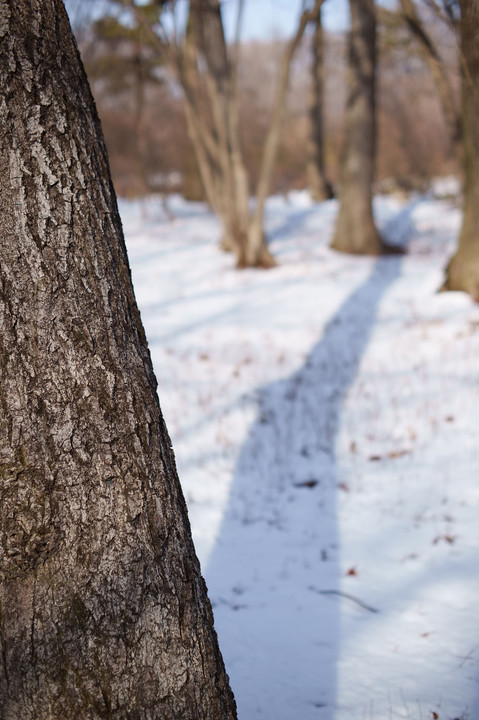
(443, 0, 479, 297)
(306, 7, 334, 202)
(0, 2, 237, 718)
(331, 0, 384, 255)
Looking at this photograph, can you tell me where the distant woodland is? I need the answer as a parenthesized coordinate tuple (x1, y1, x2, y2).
(69, 1, 460, 200)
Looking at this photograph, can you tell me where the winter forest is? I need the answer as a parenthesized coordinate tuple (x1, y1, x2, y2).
(1, 0, 479, 719)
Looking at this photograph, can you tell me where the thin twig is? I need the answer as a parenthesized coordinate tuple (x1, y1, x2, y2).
(309, 586, 379, 613)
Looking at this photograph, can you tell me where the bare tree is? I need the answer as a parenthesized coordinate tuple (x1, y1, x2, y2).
(181, 0, 260, 263)
(331, 0, 387, 254)
(398, 0, 461, 155)
(307, 5, 334, 201)
(132, 0, 324, 267)
(0, 1, 237, 717)
(443, 0, 479, 297)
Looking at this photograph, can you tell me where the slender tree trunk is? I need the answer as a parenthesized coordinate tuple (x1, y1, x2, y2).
(442, 0, 479, 297)
(135, 0, 323, 268)
(245, 0, 325, 266)
(399, 0, 461, 158)
(187, 0, 274, 267)
(331, 0, 385, 254)
(0, 2, 237, 718)
(307, 7, 334, 201)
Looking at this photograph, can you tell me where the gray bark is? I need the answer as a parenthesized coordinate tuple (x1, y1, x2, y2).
(0, 1, 237, 718)
(443, 0, 479, 297)
(331, 0, 384, 254)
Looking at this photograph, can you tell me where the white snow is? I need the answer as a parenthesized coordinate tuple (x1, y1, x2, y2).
(121, 189, 479, 720)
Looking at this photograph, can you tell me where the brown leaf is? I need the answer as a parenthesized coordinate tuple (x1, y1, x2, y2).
(339, 483, 350, 493)
(368, 455, 382, 462)
(430, 712, 439, 719)
(432, 534, 456, 545)
(345, 567, 357, 576)
(387, 449, 411, 459)
(294, 480, 318, 489)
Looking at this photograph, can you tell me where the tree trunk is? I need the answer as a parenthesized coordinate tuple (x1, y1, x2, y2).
(186, 0, 274, 267)
(399, 0, 461, 159)
(307, 7, 334, 202)
(442, 0, 479, 298)
(245, 0, 325, 266)
(0, 2, 237, 719)
(331, 0, 384, 254)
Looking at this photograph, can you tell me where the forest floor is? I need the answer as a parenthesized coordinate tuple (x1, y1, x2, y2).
(121, 186, 479, 720)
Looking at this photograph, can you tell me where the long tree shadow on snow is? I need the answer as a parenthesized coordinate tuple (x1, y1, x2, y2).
(205, 254, 403, 720)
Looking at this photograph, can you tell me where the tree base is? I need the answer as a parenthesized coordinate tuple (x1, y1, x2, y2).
(234, 224, 277, 269)
(441, 250, 479, 301)
(236, 242, 276, 269)
(220, 233, 235, 253)
(331, 228, 405, 256)
(310, 181, 335, 203)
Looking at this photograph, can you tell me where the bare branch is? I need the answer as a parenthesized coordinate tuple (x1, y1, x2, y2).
(252, 0, 326, 226)
(399, 0, 461, 148)
(231, 0, 245, 99)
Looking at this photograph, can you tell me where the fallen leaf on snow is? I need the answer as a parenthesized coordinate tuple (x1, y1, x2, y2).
(294, 480, 318, 489)
(387, 449, 411, 459)
(432, 534, 456, 545)
(369, 450, 411, 461)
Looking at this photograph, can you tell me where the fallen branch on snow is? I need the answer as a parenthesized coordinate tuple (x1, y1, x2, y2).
(309, 586, 379, 614)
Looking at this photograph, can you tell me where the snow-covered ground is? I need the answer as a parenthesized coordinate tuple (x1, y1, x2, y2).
(120, 190, 479, 720)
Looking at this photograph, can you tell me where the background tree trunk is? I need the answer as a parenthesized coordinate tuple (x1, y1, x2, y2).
(399, 0, 461, 159)
(186, 0, 274, 267)
(307, 6, 334, 202)
(133, 0, 323, 268)
(246, 0, 325, 265)
(331, 0, 384, 254)
(443, 0, 479, 297)
(0, 2, 237, 718)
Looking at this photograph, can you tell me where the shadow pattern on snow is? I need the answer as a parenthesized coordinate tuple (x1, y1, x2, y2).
(205, 255, 403, 720)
